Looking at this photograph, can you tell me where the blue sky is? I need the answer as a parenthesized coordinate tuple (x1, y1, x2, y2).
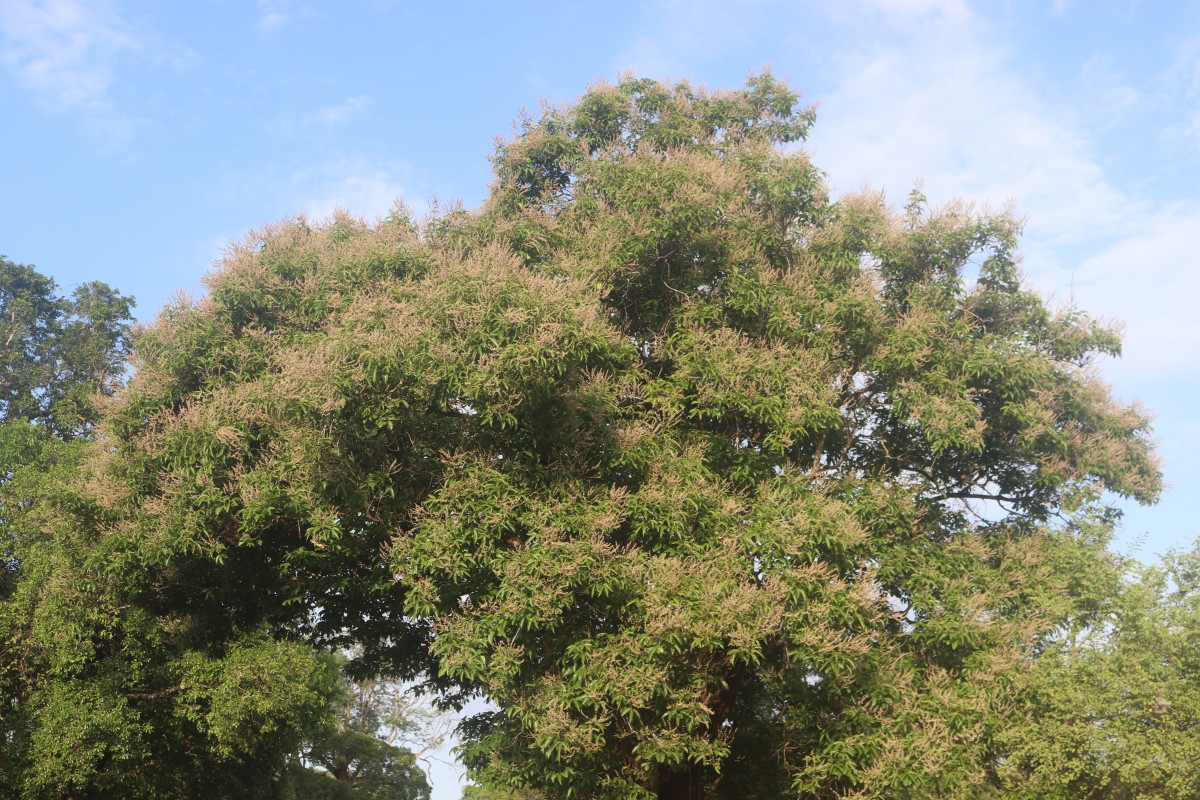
(2, 0, 1198, 793)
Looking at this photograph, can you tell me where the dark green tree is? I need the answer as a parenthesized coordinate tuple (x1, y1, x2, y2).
(1, 256, 135, 591)
(18, 74, 1162, 799)
(283, 671, 433, 800)
(0, 256, 134, 440)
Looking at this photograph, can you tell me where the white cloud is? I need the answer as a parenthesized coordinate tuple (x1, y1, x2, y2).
(299, 161, 413, 221)
(1162, 36, 1200, 99)
(0, 0, 197, 150)
(315, 94, 371, 126)
(1076, 53, 1141, 126)
(258, 12, 288, 32)
(0, 0, 138, 111)
(1036, 206, 1200, 384)
(1161, 108, 1200, 153)
(1154, 37, 1200, 160)
(220, 154, 418, 224)
(257, 0, 307, 33)
(857, 0, 970, 21)
(613, 0, 774, 78)
(793, 1, 1200, 389)
(804, 5, 1133, 241)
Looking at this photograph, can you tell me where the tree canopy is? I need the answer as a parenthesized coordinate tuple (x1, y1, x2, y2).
(2, 74, 1167, 799)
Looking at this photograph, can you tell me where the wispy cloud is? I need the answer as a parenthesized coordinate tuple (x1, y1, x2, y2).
(257, 0, 308, 33)
(217, 154, 418, 225)
(265, 95, 374, 141)
(315, 94, 371, 126)
(0, 0, 138, 111)
(614, 0, 775, 77)
(857, 0, 970, 21)
(1155, 37, 1200, 158)
(1042, 207, 1200, 384)
(1162, 36, 1200, 98)
(1161, 108, 1200, 154)
(804, 4, 1132, 241)
(299, 158, 414, 221)
(0, 0, 197, 149)
(1076, 53, 1141, 127)
(795, 1, 1200, 390)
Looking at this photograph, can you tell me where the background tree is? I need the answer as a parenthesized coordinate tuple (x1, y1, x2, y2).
(16, 74, 1163, 799)
(1, 255, 135, 592)
(0, 255, 134, 440)
(1, 254, 135, 620)
(284, 668, 436, 800)
(995, 538, 1200, 799)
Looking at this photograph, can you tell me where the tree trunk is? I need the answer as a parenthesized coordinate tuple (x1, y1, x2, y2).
(656, 767, 699, 800)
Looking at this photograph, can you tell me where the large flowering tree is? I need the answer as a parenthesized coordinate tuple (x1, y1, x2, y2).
(12, 75, 1161, 799)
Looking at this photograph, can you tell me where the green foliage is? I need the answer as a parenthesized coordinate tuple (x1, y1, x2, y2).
(285, 671, 433, 800)
(0, 255, 134, 439)
(996, 541, 1200, 799)
(0, 261, 359, 799)
(1, 256, 134, 596)
(0, 442, 344, 797)
(4, 74, 1164, 799)
(461, 784, 546, 800)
